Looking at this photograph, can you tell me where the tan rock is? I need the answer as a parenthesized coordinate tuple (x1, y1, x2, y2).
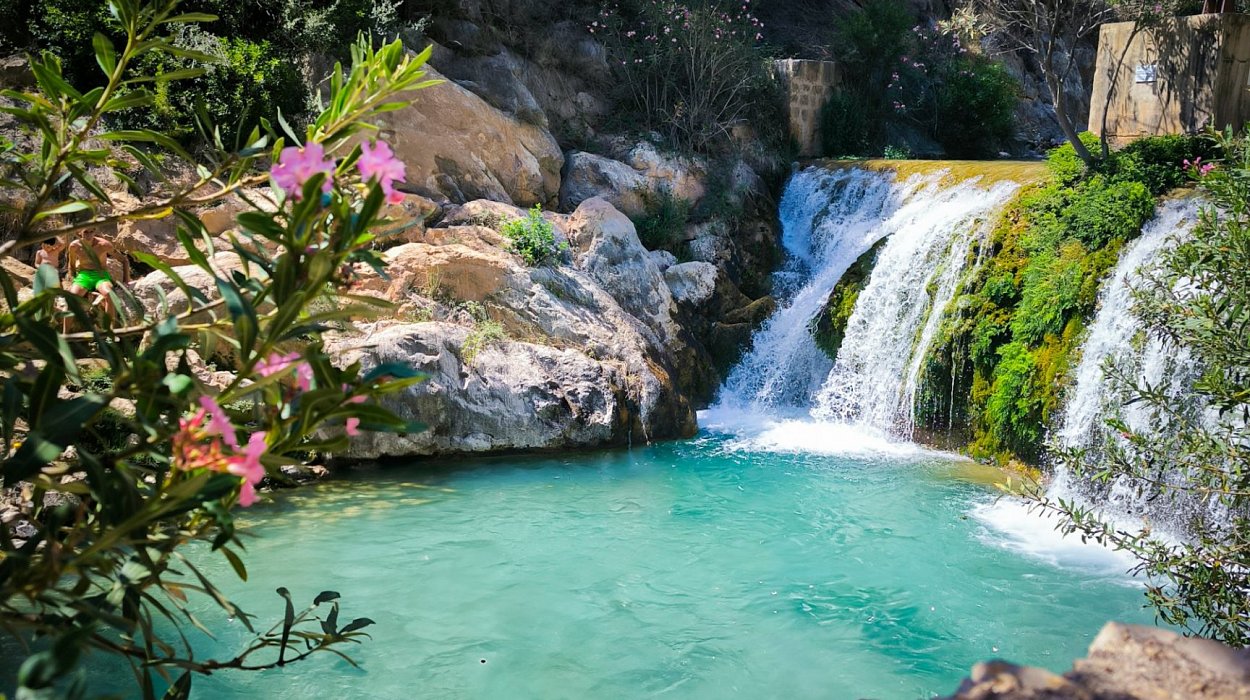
(374, 63, 563, 207)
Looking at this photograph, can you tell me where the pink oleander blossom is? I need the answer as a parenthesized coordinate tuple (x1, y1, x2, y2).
(345, 417, 361, 437)
(358, 141, 408, 205)
(198, 395, 239, 450)
(271, 143, 335, 199)
(255, 351, 314, 392)
(227, 432, 268, 507)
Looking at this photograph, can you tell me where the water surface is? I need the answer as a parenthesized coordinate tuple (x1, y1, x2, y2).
(90, 423, 1157, 699)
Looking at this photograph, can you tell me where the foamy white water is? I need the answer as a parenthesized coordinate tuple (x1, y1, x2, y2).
(809, 180, 1019, 434)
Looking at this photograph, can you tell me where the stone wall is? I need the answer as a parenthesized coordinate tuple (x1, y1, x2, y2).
(1089, 13, 1250, 144)
(774, 59, 841, 157)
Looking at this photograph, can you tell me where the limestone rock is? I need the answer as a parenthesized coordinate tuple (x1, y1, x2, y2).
(1, 256, 36, 289)
(564, 197, 677, 344)
(942, 622, 1250, 700)
(374, 62, 563, 207)
(560, 152, 649, 218)
(664, 262, 718, 306)
(648, 250, 678, 273)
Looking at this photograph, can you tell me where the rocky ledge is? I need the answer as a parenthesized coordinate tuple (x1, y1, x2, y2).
(940, 622, 1250, 700)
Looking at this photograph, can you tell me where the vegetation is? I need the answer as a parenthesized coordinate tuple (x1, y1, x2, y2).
(812, 239, 886, 361)
(635, 187, 691, 253)
(595, 0, 784, 153)
(915, 134, 1212, 463)
(1025, 128, 1250, 646)
(501, 206, 566, 267)
(821, 0, 1018, 159)
(0, 2, 435, 695)
(0, 0, 409, 142)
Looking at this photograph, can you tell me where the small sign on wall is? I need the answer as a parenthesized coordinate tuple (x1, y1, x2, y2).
(1135, 63, 1158, 83)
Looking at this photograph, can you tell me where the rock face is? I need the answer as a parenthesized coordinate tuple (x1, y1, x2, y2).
(376, 63, 563, 207)
(560, 142, 709, 217)
(318, 197, 699, 458)
(942, 622, 1250, 700)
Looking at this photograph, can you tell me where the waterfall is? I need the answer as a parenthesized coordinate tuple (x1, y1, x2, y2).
(1049, 199, 1211, 530)
(717, 165, 1022, 439)
(808, 179, 1018, 435)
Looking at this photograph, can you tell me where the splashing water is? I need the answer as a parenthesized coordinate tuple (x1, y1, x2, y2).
(1049, 199, 1217, 532)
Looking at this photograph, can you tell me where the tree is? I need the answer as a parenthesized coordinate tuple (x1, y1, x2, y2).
(0, 0, 440, 695)
(1020, 129, 1250, 647)
(965, 0, 1181, 166)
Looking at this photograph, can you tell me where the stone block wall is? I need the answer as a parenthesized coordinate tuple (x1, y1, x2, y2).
(774, 59, 841, 157)
(1090, 14, 1250, 144)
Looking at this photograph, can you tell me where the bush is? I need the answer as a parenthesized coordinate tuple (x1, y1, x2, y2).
(1108, 133, 1214, 195)
(0, 12, 435, 694)
(501, 206, 566, 266)
(822, 3, 1018, 158)
(635, 187, 691, 252)
(931, 54, 1017, 158)
(597, 1, 779, 152)
(136, 31, 307, 141)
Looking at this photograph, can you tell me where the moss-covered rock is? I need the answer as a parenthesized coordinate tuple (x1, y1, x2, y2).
(811, 237, 888, 362)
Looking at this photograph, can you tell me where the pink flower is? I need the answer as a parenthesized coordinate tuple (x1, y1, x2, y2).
(271, 143, 335, 199)
(227, 432, 268, 507)
(256, 351, 302, 378)
(295, 361, 314, 392)
(342, 384, 368, 404)
(198, 395, 238, 450)
(346, 417, 361, 437)
(358, 141, 408, 206)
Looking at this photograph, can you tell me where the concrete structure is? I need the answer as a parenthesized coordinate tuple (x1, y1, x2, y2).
(774, 59, 841, 157)
(1089, 14, 1250, 144)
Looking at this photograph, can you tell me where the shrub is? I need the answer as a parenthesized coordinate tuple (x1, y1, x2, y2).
(597, 1, 778, 152)
(1108, 133, 1214, 195)
(931, 54, 1017, 158)
(635, 187, 691, 252)
(1045, 132, 1102, 186)
(501, 205, 566, 266)
(0, 10, 435, 694)
(461, 318, 507, 366)
(1061, 177, 1154, 248)
(822, 3, 1018, 158)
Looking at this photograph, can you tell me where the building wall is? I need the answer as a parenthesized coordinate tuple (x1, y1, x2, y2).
(1089, 14, 1250, 144)
(774, 59, 841, 157)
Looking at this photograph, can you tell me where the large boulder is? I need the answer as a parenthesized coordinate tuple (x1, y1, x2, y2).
(559, 152, 649, 218)
(374, 63, 563, 208)
(664, 262, 718, 306)
(564, 197, 677, 344)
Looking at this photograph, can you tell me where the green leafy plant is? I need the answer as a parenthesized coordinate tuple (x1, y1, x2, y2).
(1021, 128, 1250, 646)
(822, 1, 1017, 158)
(0, 3, 440, 696)
(461, 318, 506, 366)
(634, 187, 690, 253)
(501, 205, 565, 267)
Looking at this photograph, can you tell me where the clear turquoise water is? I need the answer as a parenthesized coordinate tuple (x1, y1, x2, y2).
(68, 422, 1159, 700)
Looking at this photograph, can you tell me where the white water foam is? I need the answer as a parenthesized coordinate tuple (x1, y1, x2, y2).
(969, 497, 1142, 579)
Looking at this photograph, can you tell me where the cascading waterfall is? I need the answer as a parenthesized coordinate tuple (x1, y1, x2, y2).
(717, 163, 1021, 440)
(809, 180, 1018, 435)
(1049, 199, 1212, 530)
(720, 165, 1020, 420)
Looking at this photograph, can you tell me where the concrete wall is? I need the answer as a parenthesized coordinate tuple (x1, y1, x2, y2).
(1089, 14, 1250, 144)
(774, 59, 841, 157)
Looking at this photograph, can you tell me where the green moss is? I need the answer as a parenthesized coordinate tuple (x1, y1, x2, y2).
(914, 134, 1209, 466)
(812, 238, 887, 361)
